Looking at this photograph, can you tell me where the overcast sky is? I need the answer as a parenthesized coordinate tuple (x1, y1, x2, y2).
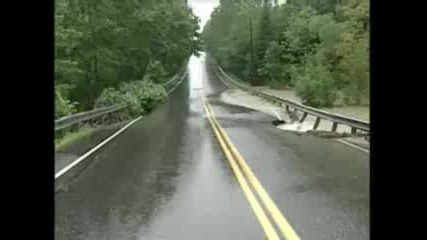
(188, 0, 220, 31)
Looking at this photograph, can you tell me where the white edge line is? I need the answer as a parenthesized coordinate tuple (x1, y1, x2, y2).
(55, 116, 143, 179)
(335, 139, 370, 154)
(167, 72, 188, 95)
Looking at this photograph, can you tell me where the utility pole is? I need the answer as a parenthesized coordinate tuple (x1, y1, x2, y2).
(249, 16, 254, 85)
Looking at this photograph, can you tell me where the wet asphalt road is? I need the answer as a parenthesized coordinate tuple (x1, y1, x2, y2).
(55, 55, 369, 240)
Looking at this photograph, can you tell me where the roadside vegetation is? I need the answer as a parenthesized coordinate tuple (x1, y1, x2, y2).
(202, 0, 369, 108)
(55, 0, 202, 148)
(55, 0, 202, 119)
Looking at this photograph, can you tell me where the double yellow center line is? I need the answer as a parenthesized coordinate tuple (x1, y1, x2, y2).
(201, 96, 300, 240)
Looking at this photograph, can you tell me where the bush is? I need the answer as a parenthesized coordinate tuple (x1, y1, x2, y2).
(95, 88, 139, 118)
(119, 81, 167, 114)
(95, 80, 167, 119)
(94, 88, 126, 106)
(295, 64, 337, 108)
(143, 60, 167, 84)
(55, 84, 78, 119)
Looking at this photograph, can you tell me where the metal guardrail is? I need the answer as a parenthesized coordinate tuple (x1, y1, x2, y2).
(164, 73, 181, 87)
(55, 60, 189, 132)
(214, 64, 370, 133)
(55, 104, 127, 131)
(164, 59, 189, 92)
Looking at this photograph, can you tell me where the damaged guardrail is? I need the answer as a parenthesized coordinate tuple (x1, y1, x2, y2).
(213, 64, 370, 135)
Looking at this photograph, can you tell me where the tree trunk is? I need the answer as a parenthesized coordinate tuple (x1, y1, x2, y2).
(116, 64, 120, 87)
(92, 54, 99, 108)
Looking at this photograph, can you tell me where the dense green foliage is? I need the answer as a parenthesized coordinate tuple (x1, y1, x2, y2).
(203, 0, 369, 107)
(95, 81, 167, 118)
(55, 84, 78, 119)
(55, 0, 201, 118)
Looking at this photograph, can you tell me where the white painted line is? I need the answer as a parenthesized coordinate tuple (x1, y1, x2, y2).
(335, 139, 370, 154)
(167, 72, 188, 95)
(55, 116, 143, 179)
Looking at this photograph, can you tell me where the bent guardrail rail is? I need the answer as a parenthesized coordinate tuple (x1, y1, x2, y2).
(213, 64, 370, 134)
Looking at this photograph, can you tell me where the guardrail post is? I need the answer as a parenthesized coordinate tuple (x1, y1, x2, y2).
(78, 120, 84, 129)
(332, 122, 338, 132)
(313, 117, 321, 130)
(300, 112, 308, 123)
(107, 112, 112, 125)
(90, 118, 96, 127)
(100, 114, 105, 126)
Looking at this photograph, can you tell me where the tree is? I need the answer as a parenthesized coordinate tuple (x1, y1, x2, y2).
(336, 33, 369, 105)
(143, 60, 167, 84)
(202, 0, 369, 107)
(55, 0, 201, 115)
(55, 0, 84, 89)
(295, 63, 336, 107)
(55, 84, 78, 118)
(253, 3, 275, 85)
(260, 41, 289, 88)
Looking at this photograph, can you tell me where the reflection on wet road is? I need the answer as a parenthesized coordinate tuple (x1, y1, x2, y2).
(55, 54, 369, 240)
